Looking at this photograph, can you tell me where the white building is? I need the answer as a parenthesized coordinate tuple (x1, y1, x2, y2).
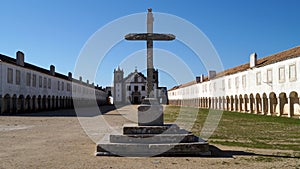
(113, 67, 168, 104)
(168, 46, 300, 118)
(0, 51, 107, 114)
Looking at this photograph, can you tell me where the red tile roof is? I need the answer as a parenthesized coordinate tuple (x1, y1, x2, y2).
(169, 46, 300, 91)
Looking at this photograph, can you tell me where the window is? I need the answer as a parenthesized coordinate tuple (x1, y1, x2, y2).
(228, 79, 231, 89)
(267, 69, 272, 83)
(279, 67, 285, 83)
(67, 83, 71, 91)
(7, 68, 13, 84)
(32, 74, 36, 87)
(128, 86, 131, 91)
(222, 80, 225, 91)
(242, 75, 246, 88)
(58, 81, 60, 90)
(48, 79, 51, 89)
(16, 70, 20, 85)
(235, 77, 239, 89)
(43, 77, 47, 88)
(289, 64, 296, 81)
(134, 75, 138, 82)
(26, 73, 31, 86)
(213, 82, 216, 91)
(256, 72, 261, 85)
(134, 86, 138, 91)
(142, 86, 145, 91)
(39, 76, 43, 88)
(62, 82, 64, 91)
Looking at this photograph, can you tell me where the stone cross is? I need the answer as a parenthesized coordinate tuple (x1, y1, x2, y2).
(125, 8, 175, 98)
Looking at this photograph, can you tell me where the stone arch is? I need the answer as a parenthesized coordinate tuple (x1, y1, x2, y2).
(47, 95, 51, 110)
(37, 95, 42, 111)
(59, 96, 63, 108)
(234, 95, 238, 111)
(215, 97, 218, 109)
(239, 94, 243, 112)
(208, 97, 211, 109)
(52, 96, 55, 109)
(32, 95, 36, 112)
(244, 94, 249, 112)
(289, 91, 299, 117)
(226, 96, 230, 111)
(25, 95, 31, 112)
(230, 95, 234, 111)
(278, 92, 288, 116)
(42, 95, 47, 110)
(219, 97, 222, 110)
(18, 95, 25, 113)
(222, 96, 226, 110)
(249, 94, 255, 113)
(255, 93, 262, 114)
(269, 92, 277, 115)
(3, 94, 11, 113)
(63, 96, 66, 108)
(56, 96, 59, 108)
(262, 93, 268, 115)
(12, 94, 17, 113)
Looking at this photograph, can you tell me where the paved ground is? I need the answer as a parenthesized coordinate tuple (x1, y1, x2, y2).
(0, 105, 299, 169)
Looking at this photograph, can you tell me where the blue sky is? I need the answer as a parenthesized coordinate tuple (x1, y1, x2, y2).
(1, 0, 300, 89)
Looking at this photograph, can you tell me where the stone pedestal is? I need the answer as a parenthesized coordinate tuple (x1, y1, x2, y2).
(96, 98, 211, 156)
(96, 124, 211, 156)
(137, 98, 163, 126)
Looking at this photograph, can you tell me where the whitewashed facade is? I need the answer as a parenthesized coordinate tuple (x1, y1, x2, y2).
(0, 51, 107, 114)
(113, 68, 167, 104)
(168, 46, 300, 118)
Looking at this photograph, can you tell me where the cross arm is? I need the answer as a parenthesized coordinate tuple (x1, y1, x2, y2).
(125, 33, 175, 41)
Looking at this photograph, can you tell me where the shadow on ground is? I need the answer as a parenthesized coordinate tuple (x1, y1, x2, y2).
(1, 105, 117, 117)
(209, 145, 300, 159)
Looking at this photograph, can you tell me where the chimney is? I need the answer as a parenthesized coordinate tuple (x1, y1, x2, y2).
(250, 53, 257, 68)
(209, 70, 216, 79)
(79, 76, 82, 82)
(16, 51, 25, 66)
(196, 76, 201, 83)
(200, 74, 204, 82)
(87, 80, 89, 84)
(50, 65, 55, 76)
(68, 72, 72, 80)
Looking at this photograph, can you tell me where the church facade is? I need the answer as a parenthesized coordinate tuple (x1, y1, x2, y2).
(113, 68, 167, 104)
(168, 46, 300, 118)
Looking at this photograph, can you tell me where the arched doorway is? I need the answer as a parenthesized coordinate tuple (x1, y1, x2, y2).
(262, 93, 268, 115)
(239, 95, 243, 112)
(18, 95, 24, 113)
(244, 94, 249, 112)
(3, 94, 11, 114)
(230, 96, 234, 111)
(25, 95, 31, 112)
(12, 94, 17, 113)
(249, 94, 255, 113)
(255, 93, 262, 114)
(289, 91, 299, 117)
(269, 92, 277, 115)
(38, 95, 42, 111)
(32, 96, 36, 112)
(42, 95, 47, 110)
(279, 92, 288, 116)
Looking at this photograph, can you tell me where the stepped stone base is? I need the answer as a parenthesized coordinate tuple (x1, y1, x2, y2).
(96, 124, 211, 157)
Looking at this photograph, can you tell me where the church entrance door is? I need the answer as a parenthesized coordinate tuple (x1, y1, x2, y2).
(133, 97, 139, 104)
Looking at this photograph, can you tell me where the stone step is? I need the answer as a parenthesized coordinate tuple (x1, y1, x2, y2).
(96, 141, 211, 157)
(123, 123, 182, 135)
(110, 133, 202, 144)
